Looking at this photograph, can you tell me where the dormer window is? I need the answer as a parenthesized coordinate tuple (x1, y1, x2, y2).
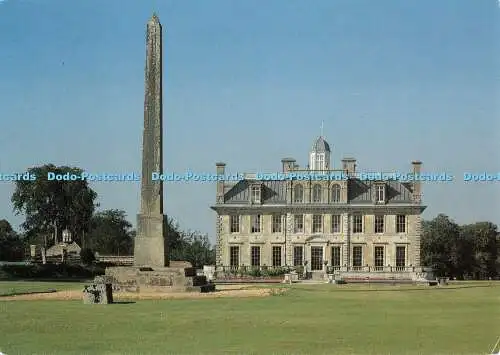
(375, 184, 385, 203)
(250, 184, 261, 204)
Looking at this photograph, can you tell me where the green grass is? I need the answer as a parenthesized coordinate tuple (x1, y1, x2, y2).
(0, 281, 499, 355)
(0, 281, 85, 296)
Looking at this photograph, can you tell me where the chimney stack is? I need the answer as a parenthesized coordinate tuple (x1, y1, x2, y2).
(215, 162, 226, 203)
(411, 161, 422, 203)
(281, 158, 296, 173)
(341, 158, 357, 176)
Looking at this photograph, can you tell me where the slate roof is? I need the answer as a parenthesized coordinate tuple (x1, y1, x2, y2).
(220, 178, 415, 205)
(311, 136, 331, 153)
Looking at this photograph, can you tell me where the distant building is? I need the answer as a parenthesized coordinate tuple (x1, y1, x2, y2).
(211, 135, 426, 278)
(45, 242, 81, 258)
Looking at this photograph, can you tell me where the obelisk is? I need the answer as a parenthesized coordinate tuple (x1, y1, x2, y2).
(134, 13, 168, 268)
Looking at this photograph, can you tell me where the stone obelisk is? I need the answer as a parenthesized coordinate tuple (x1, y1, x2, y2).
(134, 14, 168, 268)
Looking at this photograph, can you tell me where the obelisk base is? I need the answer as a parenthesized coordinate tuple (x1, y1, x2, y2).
(134, 214, 167, 268)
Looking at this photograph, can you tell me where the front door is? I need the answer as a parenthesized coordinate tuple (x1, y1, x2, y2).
(311, 246, 323, 271)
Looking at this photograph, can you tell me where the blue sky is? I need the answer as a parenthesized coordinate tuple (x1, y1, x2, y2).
(0, 0, 498, 241)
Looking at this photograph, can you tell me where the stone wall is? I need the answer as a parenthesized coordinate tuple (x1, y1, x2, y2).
(105, 266, 208, 292)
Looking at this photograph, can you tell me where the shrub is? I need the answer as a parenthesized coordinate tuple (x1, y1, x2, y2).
(80, 248, 96, 265)
(0, 263, 105, 280)
(248, 267, 262, 277)
(267, 267, 291, 277)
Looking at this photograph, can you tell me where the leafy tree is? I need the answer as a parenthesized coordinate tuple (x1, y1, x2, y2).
(0, 219, 25, 261)
(162, 215, 215, 267)
(422, 215, 499, 279)
(181, 231, 216, 268)
(80, 248, 96, 265)
(164, 215, 184, 254)
(11, 164, 98, 248)
(87, 209, 134, 255)
(421, 214, 460, 277)
(460, 222, 498, 279)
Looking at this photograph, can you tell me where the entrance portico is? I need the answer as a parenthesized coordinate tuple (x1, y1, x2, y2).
(304, 236, 329, 274)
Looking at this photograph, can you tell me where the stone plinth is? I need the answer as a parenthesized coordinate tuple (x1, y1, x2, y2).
(83, 277, 114, 304)
(134, 214, 166, 268)
(283, 272, 299, 284)
(203, 265, 215, 281)
(105, 266, 215, 293)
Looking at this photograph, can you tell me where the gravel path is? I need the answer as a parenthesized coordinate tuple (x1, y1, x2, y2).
(0, 285, 287, 301)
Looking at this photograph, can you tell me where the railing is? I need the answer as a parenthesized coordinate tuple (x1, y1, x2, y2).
(220, 265, 290, 273)
(342, 266, 416, 272)
(218, 265, 416, 273)
(96, 255, 134, 266)
(31, 255, 81, 264)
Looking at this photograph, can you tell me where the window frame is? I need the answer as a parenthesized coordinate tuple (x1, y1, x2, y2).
(352, 214, 363, 233)
(251, 214, 261, 233)
(312, 214, 323, 233)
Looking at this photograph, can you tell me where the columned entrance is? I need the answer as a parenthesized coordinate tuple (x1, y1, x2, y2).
(310, 246, 323, 271)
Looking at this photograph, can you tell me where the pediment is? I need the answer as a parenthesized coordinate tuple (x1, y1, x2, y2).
(305, 235, 329, 243)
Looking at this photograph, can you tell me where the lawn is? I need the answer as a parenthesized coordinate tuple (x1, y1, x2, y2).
(0, 281, 84, 296)
(0, 281, 499, 355)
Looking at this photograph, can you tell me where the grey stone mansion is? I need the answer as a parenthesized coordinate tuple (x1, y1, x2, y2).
(211, 135, 426, 277)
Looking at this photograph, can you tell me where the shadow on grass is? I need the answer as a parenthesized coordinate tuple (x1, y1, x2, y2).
(0, 289, 58, 297)
(0, 278, 92, 283)
(111, 301, 136, 304)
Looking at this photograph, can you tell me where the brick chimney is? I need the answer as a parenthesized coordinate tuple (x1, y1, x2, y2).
(412, 161, 422, 203)
(341, 158, 357, 176)
(215, 162, 226, 203)
(281, 158, 296, 173)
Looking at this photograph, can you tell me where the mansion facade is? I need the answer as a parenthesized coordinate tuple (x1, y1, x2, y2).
(211, 136, 426, 275)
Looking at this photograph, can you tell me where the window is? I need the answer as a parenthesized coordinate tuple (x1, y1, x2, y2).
(375, 184, 385, 203)
(251, 185, 261, 203)
(229, 246, 239, 267)
(396, 215, 406, 233)
(230, 215, 239, 233)
(294, 184, 304, 203)
(312, 184, 322, 203)
(294, 214, 304, 233)
(293, 246, 303, 266)
(331, 184, 341, 203)
(315, 153, 325, 171)
(331, 246, 341, 267)
(312, 215, 323, 233)
(352, 246, 363, 267)
(272, 214, 282, 233)
(396, 246, 406, 268)
(251, 215, 261, 233)
(331, 214, 341, 233)
(374, 215, 384, 233)
(374, 246, 384, 270)
(311, 246, 323, 271)
(272, 246, 282, 267)
(353, 214, 363, 233)
(251, 246, 260, 267)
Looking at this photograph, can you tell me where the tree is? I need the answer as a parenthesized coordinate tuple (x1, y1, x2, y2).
(87, 209, 134, 255)
(181, 231, 216, 268)
(11, 164, 98, 247)
(421, 214, 460, 277)
(0, 219, 25, 261)
(164, 215, 184, 254)
(421, 214, 499, 280)
(162, 215, 215, 267)
(460, 222, 498, 279)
